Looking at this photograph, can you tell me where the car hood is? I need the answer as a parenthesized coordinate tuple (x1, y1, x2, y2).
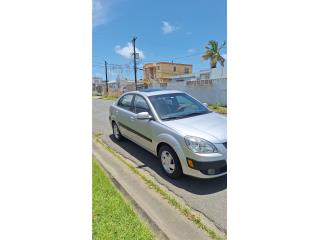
(162, 112, 227, 143)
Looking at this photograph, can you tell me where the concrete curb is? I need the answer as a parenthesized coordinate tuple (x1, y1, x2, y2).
(93, 145, 169, 240)
(93, 140, 215, 240)
(99, 134, 226, 236)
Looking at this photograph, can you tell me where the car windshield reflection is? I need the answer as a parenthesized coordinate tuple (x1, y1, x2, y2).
(148, 93, 210, 121)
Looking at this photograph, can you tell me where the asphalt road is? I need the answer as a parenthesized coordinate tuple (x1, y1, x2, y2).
(92, 99, 227, 233)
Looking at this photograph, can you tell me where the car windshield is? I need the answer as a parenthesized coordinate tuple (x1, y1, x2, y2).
(148, 93, 211, 121)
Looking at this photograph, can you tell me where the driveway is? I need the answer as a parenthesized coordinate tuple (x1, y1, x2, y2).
(92, 99, 227, 233)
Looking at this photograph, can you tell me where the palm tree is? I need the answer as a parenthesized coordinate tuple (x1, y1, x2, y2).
(202, 40, 226, 68)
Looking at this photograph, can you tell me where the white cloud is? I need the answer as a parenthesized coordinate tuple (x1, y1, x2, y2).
(187, 49, 195, 53)
(115, 42, 145, 59)
(93, 0, 110, 28)
(162, 21, 177, 34)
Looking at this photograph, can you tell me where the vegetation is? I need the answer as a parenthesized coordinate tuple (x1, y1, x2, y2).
(93, 134, 224, 240)
(98, 95, 118, 101)
(202, 40, 226, 68)
(208, 103, 227, 114)
(92, 158, 155, 240)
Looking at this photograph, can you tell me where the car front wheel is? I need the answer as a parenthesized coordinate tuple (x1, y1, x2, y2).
(158, 145, 183, 179)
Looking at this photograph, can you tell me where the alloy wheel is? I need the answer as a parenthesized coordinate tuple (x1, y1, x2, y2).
(161, 150, 175, 174)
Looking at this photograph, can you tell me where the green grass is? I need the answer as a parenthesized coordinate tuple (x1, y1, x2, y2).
(98, 95, 118, 101)
(92, 158, 155, 240)
(93, 135, 224, 240)
(208, 104, 227, 114)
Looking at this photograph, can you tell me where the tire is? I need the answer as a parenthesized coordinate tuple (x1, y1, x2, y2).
(112, 122, 124, 141)
(158, 145, 183, 179)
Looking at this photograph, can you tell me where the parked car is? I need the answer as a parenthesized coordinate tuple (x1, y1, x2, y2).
(109, 89, 227, 179)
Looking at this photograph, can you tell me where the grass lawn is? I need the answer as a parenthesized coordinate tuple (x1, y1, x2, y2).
(92, 159, 155, 240)
(208, 104, 227, 114)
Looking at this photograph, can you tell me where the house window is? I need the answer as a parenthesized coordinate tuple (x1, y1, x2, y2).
(157, 66, 160, 70)
(173, 66, 176, 72)
(184, 67, 190, 74)
(160, 82, 167, 87)
(200, 73, 210, 80)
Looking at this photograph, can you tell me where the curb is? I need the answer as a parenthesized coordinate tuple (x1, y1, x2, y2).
(93, 138, 224, 240)
(98, 134, 226, 236)
(93, 150, 169, 240)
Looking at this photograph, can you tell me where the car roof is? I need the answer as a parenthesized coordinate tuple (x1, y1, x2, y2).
(126, 89, 184, 97)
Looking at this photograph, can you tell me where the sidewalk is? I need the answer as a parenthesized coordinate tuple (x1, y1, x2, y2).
(92, 140, 216, 240)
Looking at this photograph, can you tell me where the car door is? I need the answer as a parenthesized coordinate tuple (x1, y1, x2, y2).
(130, 94, 154, 152)
(116, 94, 136, 139)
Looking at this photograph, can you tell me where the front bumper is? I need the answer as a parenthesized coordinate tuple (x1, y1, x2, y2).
(179, 144, 227, 179)
(187, 158, 227, 176)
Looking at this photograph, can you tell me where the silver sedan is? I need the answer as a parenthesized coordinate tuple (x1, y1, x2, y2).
(109, 89, 227, 179)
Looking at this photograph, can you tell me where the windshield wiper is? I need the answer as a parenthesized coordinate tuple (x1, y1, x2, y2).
(161, 116, 185, 121)
(180, 112, 208, 118)
(162, 112, 208, 121)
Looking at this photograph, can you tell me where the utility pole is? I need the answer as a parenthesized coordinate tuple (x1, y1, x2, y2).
(132, 36, 138, 90)
(104, 60, 108, 95)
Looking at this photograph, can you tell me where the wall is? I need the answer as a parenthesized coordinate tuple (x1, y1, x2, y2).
(168, 78, 227, 106)
(150, 67, 227, 106)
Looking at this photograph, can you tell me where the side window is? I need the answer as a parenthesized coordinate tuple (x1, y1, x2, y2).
(133, 95, 150, 114)
(118, 94, 134, 111)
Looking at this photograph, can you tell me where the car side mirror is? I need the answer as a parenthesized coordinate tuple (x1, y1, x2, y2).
(136, 112, 152, 120)
(202, 103, 208, 107)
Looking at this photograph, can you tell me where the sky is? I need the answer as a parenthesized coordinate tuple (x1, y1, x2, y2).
(92, 0, 227, 81)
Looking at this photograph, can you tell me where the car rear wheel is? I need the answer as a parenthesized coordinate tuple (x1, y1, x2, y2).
(158, 145, 183, 179)
(112, 122, 124, 141)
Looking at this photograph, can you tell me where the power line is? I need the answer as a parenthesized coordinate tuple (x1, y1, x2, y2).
(140, 52, 205, 64)
(94, 51, 205, 67)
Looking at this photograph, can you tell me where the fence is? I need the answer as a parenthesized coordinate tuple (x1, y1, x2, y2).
(93, 77, 227, 106)
(92, 84, 122, 97)
(150, 77, 227, 106)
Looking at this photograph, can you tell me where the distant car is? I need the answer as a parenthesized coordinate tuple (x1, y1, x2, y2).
(109, 89, 227, 179)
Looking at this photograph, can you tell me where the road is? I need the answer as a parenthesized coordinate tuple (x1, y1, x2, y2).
(92, 99, 227, 233)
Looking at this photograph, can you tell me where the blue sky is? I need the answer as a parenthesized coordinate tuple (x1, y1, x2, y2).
(93, 0, 226, 80)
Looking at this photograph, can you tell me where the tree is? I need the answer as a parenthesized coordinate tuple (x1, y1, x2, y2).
(202, 40, 226, 68)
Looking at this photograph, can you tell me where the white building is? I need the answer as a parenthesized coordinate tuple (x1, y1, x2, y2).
(148, 68, 227, 105)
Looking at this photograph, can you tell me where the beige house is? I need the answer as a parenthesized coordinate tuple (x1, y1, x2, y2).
(143, 62, 192, 85)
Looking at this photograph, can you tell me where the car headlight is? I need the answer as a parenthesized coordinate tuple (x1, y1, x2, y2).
(184, 136, 218, 153)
